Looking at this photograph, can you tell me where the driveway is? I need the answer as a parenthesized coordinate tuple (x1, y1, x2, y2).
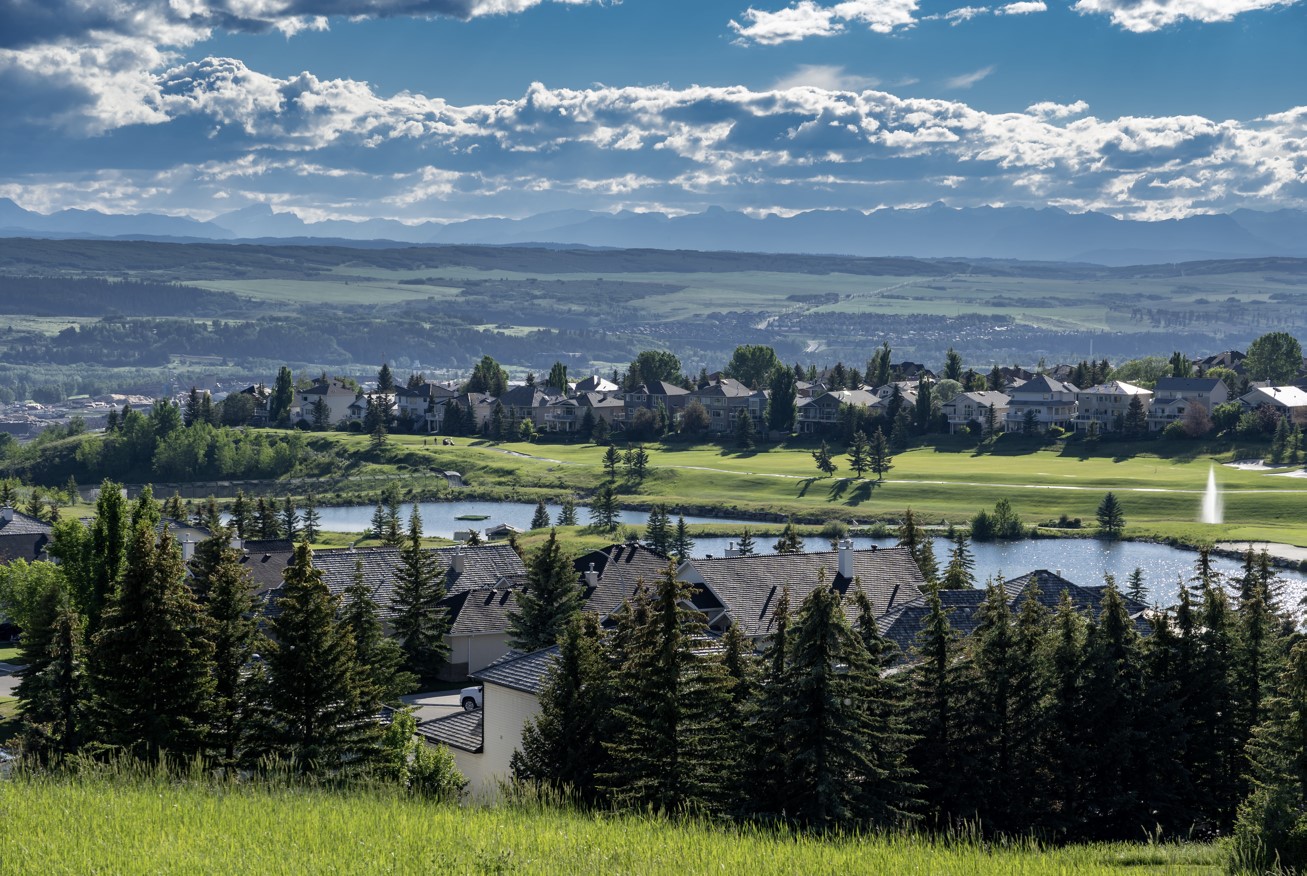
(0, 669, 20, 698)
(400, 691, 464, 724)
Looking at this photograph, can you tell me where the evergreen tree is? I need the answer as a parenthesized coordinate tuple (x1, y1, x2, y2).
(625, 444, 650, 481)
(1126, 567, 1148, 603)
(847, 430, 872, 478)
(747, 587, 794, 818)
(578, 407, 596, 441)
(773, 519, 805, 554)
(255, 497, 280, 540)
(384, 496, 402, 547)
(869, 427, 894, 481)
(590, 484, 619, 532)
(184, 387, 202, 427)
(812, 440, 837, 477)
(671, 515, 694, 559)
(546, 362, 569, 393)
(557, 499, 578, 527)
(602, 564, 730, 813)
(377, 362, 396, 394)
(509, 529, 583, 652)
(941, 530, 975, 590)
(1096, 491, 1125, 538)
(943, 348, 963, 382)
(967, 581, 1019, 829)
(84, 481, 129, 634)
(1233, 573, 1287, 779)
(644, 505, 671, 554)
(253, 541, 381, 772)
(302, 493, 321, 542)
(1192, 582, 1241, 826)
(389, 507, 448, 682)
(603, 444, 620, 481)
(341, 557, 413, 705)
(281, 497, 299, 542)
(369, 501, 387, 543)
(88, 522, 215, 761)
(513, 613, 612, 804)
(163, 492, 185, 521)
(15, 576, 85, 762)
(269, 366, 294, 426)
(1041, 591, 1089, 832)
(530, 499, 551, 530)
(231, 490, 252, 540)
(734, 408, 756, 449)
(192, 528, 263, 767)
(736, 528, 756, 556)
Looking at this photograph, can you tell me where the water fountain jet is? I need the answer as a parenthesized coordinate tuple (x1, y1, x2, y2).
(1200, 464, 1223, 525)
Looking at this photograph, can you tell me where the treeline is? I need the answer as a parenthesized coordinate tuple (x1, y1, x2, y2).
(0, 276, 242, 317)
(2, 488, 460, 796)
(515, 555, 1305, 868)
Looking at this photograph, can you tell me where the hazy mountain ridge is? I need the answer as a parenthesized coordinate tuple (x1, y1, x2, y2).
(2, 198, 1304, 265)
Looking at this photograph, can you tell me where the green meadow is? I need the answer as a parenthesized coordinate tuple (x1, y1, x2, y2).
(0, 774, 1221, 875)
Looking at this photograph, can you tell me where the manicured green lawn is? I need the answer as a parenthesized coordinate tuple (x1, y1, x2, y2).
(313, 432, 1307, 549)
(0, 775, 1221, 875)
(0, 646, 20, 663)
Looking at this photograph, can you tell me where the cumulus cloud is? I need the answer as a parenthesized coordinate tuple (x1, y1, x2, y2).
(730, 0, 919, 45)
(3, 64, 1307, 224)
(1072, 0, 1297, 31)
(998, 1, 1046, 13)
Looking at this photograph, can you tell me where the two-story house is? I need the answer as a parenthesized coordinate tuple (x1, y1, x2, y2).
(689, 378, 769, 434)
(796, 389, 877, 434)
(942, 391, 1010, 434)
(290, 378, 357, 428)
(623, 381, 691, 425)
(394, 381, 458, 432)
(1148, 377, 1230, 432)
(1073, 381, 1153, 433)
(1239, 385, 1307, 421)
(1004, 374, 1079, 432)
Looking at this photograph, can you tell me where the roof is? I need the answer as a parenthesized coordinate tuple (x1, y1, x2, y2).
(809, 389, 878, 408)
(692, 378, 756, 398)
(1010, 374, 1078, 395)
(395, 382, 457, 401)
(472, 646, 559, 695)
(1154, 377, 1225, 394)
(0, 509, 53, 536)
(1241, 385, 1307, 408)
(575, 542, 675, 619)
(416, 710, 483, 753)
(299, 379, 355, 397)
(877, 589, 989, 654)
(1077, 380, 1152, 396)
(498, 385, 554, 408)
(684, 547, 925, 638)
(631, 381, 689, 397)
(445, 588, 517, 637)
(574, 375, 619, 393)
(951, 391, 1010, 407)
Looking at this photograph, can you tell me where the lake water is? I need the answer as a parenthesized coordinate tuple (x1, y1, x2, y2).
(310, 501, 1307, 608)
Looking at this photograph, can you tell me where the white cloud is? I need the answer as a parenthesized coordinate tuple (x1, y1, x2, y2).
(998, 0, 1046, 12)
(772, 64, 879, 91)
(1026, 99, 1089, 118)
(1072, 0, 1297, 31)
(942, 5, 989, 22)
(730, 0, 918, 45)
(943, 65, 995, 89)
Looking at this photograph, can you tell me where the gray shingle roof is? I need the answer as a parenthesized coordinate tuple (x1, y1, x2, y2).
(686, 547, 925, 638)
(445, 588, 517, 637)
(416, 710, 483, 753)
(472, 646, 559, 695)
(0, 510, 53, 536)
(575, 543, 675, 619)
(1154, 377, 1224, 394)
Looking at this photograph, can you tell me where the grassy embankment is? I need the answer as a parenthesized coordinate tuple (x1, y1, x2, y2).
(0, 773, 1221, 875)
(310, 432, 1307, 550)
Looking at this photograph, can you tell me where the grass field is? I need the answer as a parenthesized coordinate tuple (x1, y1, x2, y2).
(0, 647, 19, 663)
(314, 432, 1307, 550)
(0, 774, 1222, 875)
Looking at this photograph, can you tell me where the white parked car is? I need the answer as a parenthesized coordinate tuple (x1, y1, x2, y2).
(460, 685, 483, 711)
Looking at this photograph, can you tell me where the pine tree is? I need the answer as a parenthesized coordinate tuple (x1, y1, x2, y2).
(773, 519, 805, 554)
(644, 505, 671, 554)
(369, 501, 387, 543)
(530, 500, 551, 530)
(735, 408, 756, 449)
(253, 541, 381, 773)
(389, 506, 448, 683)
(231, 490, 252, 540)
(603, 444, 620, 480)
(192, 528, 263, 767)
(15, 577, 85, 762)
(255, 497, 280, 540)
(812, 440, 837, 477)
(341, 557, 413, 704)
(718, 621, 758, 814)
(84, 481, 129, 634)
(1193, 582, 1242, 827)
(88, 522, 215, 761)
(509, 529, 583, 653)
(513, 613, 612, 804)
(968, 581, 1018, 829)
(626, 444, 650, 480)
(671, 514, 694, 559)
(302, 493, 321, 543)
(941, 530, 975, 590)
(747, 586, 793, 818)
(384, 496, 402, 547)
(589, 484, 618, 532)
(281, 497, 299, 542)
(869, 427, 894, 481)
(557, 499, 578, 527)
(163, 492, 185, 521)
(1096, 491, 1125, 538)
(1126, 567, 1148, 603)
(1233, 572, 1287, 780)
(736, 528, 756, 556)
(377, 362, 396, 394)
(847, 430, 872, 478)
(1041, 590, 1089, 832)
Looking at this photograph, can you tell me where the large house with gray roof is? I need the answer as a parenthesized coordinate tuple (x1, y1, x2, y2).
(1148, 377, 1229, 432)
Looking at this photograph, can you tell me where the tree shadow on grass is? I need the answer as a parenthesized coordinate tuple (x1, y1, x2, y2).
(827, 478, 851, 501)
(796, 477, 817, 498)
(845, 480, 875, 506)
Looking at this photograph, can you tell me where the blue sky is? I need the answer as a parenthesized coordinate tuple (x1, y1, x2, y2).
(0, 0, 1304, 224)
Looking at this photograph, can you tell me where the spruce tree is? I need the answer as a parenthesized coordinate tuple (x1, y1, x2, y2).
(88, 523, 215, 761)
(302, 493, 321, 543)
(255, 497, 280, 540)
(773, 519, 805, 554)
(85, 481, 129, 634)
(968, 581, 1017, 829)
(1193, 582, 1242, 827)
(254, 541, 380, 773)
(735, 408, 756, 449)
(1041, 591, 1089, 831)
(603, 444, 620, 481)
(1139, 605, 1198, 832)
(15, 578, 85, 762)
(747, 586, 794, 818)
(384, 496, 402, 547)
(557, 499, 578, 527)
(1096, 492, 1125, 538)
(812, 440, 837, 477)
(644, 505, 671, 554)
(341, 557, 413, 704)
(590, 484, 618, 532)
(1233, 573, 1287, 780)
(847, 430, 872, 478)
(369, 501, 387, 542)
(718, 622, 758, 814)
(671, 514, 694, 559)
(869, 427, 894, 480)
(513, 613, 612, 804)
(231, 490, 252, 540)
(389, 506, 448, 683)
(509, 529, 583, 653)
(530, 500, 551, 530)
(941, 530, 975, 590)
(1126, 567, 1148, 603)
(601, 564, 731, 813)
(736, 528, 756, 556)
(1007, 591, 1051, 829)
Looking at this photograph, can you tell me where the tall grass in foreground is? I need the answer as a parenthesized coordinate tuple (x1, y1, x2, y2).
(0, 769, 1222, 875)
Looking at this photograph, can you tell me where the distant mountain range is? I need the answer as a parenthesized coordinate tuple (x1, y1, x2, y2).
(4, 198, 1306, 266)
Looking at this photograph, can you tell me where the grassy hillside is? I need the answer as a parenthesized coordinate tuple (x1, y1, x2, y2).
(309, 432, 1307, 549)
(0, 774, 1221, 875)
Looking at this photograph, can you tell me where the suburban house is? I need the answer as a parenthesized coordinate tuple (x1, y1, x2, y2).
(442, 587, 520, 677)
(796, 389, 878, 434)
(1004, 374, 1079, 432)
(624, 381, 691, 420)
(688, 378, 769, 433)
(540, 392, 625, 433)
(0, 506, 53, 567)
(575, 542, 677, 621)
(1148, 377, 1230, 432)
(290, 377, 357, 427)
(495, 385, 558, 430)
(1239, 385, 1307, 421)
(941, 391, 1010, 435)
(395, 382, 457, 432)
(573, 374, 619, 394)
(1073, 381, 1153, 433)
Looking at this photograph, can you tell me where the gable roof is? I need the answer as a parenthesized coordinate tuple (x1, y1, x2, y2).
(0, 509, 53, 536)
(444, 587, 518, 638)
(498, 385, 554, 408)
(574, 375, 619, 393)
(1077, 380, 1151, 397)
(472, 646, 559, 695)
(575, 542, 675, 619)
(1010, 374, 1077, 396)
(1153, 377, 1225, 395)
(631, 381, 689, 398)
(684, 547, 925, 638)
(949, 391, 1010, 408)
(1241, 385, 1307, 408)
(416, 709, 483, 753)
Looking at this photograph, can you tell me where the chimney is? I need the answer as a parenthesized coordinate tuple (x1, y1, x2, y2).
(838, 538, 854, 579)
(584, 562, 599, 587)
(0, 506, 12, 523)
(725, 541, 739, 558)
(181, 536, 196, 563)
(452, 545, 465, 575)
(229, 533, 244, 552)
